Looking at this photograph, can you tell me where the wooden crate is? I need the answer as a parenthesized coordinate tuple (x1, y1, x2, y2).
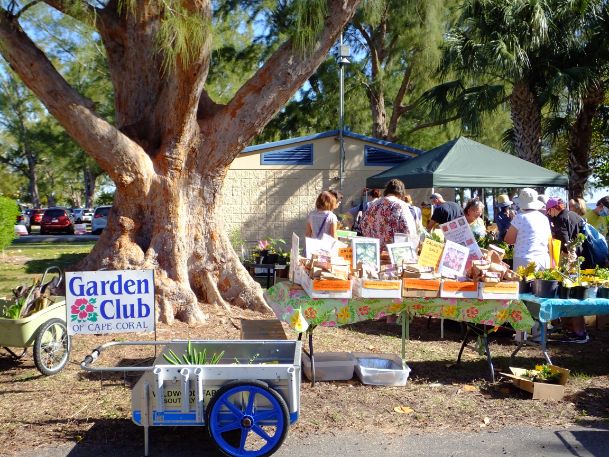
(240, 319, 287, 340)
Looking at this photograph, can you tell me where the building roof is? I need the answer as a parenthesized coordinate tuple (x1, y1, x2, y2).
(243, 130, 423, 155)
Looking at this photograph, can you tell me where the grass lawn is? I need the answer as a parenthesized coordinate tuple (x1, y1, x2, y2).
(0, 242, 94, 297)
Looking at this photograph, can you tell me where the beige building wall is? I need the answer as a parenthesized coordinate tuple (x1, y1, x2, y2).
(221, 133, 453, 244)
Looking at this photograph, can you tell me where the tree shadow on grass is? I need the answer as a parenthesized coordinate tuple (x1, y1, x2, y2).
(24, 253, 89, 275)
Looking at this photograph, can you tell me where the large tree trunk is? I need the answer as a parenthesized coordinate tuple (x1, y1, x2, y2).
(510, 80, 542, 165)
(78, 161, 268, 324)
(567, 84, 604, 199)
(0, 0, 361, 324)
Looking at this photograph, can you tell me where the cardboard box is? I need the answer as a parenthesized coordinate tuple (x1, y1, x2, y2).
(352, 278, 403, 298)
(403, 278, 441, 298)
(440, 280, 478, 299)
(478, 281, 519, 299)
(500, 365, 570, 400)
(300, 272, 352, 299)
(596, 314, 609, 331)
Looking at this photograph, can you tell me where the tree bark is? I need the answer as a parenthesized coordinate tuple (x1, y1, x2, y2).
(510, 80, 542, 165)
(0, 1, 362, 324)
(567, 84, 604, 199)
(83, 165, 95, 208)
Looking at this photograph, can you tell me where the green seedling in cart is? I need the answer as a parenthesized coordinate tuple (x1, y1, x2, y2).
(163, 340, 225, 365)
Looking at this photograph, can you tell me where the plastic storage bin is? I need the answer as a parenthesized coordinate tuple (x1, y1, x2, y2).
(302, 351, 355, 381)
(353, 352, 410, 386)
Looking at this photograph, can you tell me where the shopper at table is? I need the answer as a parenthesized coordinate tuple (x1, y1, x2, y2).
(403, 194, 422, 233)
(427, 193, 464, 231)
(464, 199, 486, 237)
(360, 178, 417, 250)
(350, 188, 381, 235)
(545, 197, 584, 258)
(569, 197, 587, 217)
(504, 188, 551, 271)
(305, 191, 338, 239)
(585, 196, 609, 238)
(495, 194, 515, 241)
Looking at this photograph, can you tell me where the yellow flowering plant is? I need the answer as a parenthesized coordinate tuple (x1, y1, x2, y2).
(524, 364, 562, 384)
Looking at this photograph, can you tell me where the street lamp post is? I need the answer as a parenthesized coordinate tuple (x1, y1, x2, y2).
(338, 34, 350, 193)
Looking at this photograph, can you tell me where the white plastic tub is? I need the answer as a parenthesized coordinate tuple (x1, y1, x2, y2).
(302, 351, 355, 381)
(353, 352, 410, 386)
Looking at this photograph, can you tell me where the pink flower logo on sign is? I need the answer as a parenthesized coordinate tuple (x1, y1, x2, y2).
(71, 297, 98, 323)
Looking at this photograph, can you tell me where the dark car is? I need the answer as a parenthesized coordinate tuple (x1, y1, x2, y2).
(40, 207, 74, 235)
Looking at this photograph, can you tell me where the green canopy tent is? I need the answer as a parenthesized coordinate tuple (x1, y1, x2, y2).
(366, 137, 568, 189)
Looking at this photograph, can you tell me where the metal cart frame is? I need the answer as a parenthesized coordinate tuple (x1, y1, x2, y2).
(81, 339, 302, 457)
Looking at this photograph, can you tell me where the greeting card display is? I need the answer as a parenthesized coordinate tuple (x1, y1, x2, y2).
(386, 242, 418, 265)
(351, 237, 380, 270)
(438, 240, 469, 277)
(440, 216, 483, 259)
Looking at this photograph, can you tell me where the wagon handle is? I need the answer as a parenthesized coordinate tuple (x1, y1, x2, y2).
(80, 340, 183, 373)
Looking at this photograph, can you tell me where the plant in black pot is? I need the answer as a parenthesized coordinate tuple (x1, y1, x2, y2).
(516, 262, 537, 294)
(534, 268, 561, 298)
(593, 268, 609, 298)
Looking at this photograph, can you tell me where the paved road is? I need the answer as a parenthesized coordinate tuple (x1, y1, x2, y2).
(8, 425, 609, 457)
(13, 234, 99, 243)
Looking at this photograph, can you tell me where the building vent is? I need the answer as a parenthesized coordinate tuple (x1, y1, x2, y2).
(364, 145, 411, 166)
(261, 144, 313, 165)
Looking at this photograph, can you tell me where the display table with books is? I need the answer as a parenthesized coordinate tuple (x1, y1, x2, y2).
(264, 282, 534, 383)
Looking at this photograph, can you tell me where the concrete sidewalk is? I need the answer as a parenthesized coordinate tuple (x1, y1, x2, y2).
(9, 425, 609, 457)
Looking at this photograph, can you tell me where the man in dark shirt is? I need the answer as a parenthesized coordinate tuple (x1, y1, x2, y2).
(427, 193, 464, 230)
(546, 197, 583, 256)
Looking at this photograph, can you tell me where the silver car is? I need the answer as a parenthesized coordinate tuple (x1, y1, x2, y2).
(73, 208, 94, 223)
(91, 205, 111, 234)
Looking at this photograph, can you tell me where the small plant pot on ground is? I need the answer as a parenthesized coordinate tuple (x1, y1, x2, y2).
(535, 279, 559, 298)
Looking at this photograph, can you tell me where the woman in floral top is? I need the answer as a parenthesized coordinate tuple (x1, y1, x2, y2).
(360, 179, 417, 250)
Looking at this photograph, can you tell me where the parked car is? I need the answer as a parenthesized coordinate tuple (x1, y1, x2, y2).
(16, 208, 30, 233)
(40, 207, 74, 235)
(26, 208, 46, 230)
(73, 208, 94, 223)
(91, 205, 111, 235)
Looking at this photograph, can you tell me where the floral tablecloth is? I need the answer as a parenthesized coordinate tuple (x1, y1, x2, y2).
(264, 282, 534, 332)
(520, 293, 609, 322)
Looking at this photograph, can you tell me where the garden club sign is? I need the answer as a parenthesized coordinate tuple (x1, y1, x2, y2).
(65, 270, 155, 335)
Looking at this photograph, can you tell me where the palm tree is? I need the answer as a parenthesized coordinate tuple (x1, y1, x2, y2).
(422, 0, 606, 170)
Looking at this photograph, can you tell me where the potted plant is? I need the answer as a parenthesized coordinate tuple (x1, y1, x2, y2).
(534, 268, 561, 298)
(593, 268, 609, 298)
(516, 261, 537, 294)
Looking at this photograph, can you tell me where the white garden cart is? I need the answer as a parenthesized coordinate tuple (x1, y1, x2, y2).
(81, 339, 302, 457)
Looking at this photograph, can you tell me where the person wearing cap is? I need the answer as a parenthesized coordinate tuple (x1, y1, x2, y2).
(545, 197, 590, 344)
(494, 194, 515, 241)
(545, 197, 584, 258)
(427, 193, 464, 231)
(504, 188, 552, 271)
(585, 196, 609, 238)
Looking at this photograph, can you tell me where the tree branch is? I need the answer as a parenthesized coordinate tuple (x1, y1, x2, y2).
(388, 67, 413, 138)
(42, 0, 98, 23)
(15, 1, 39, 19)
(408, 115, 461, 134)
(0, 11, 153, 191)
(205, 0, 363, 168)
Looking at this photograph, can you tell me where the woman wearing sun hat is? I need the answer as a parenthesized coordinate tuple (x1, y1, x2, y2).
(495, 194, 515, 241)
(504, 188, 552, 271)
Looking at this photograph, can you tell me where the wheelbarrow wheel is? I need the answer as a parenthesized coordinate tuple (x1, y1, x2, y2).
(206, 380, 289, 457)
(33, 318, 70, 376)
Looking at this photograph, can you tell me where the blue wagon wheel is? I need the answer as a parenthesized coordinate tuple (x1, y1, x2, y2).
(206, 380, 289, 457)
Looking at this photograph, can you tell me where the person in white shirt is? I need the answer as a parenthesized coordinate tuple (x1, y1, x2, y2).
(504, 188, 552, 271)
(305, 191, 338, 239)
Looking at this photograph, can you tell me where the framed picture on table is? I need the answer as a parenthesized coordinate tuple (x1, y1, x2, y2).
(351, 237, 380, 270)
(439, 240, 469, 277)
(386, 242, 418, 265)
